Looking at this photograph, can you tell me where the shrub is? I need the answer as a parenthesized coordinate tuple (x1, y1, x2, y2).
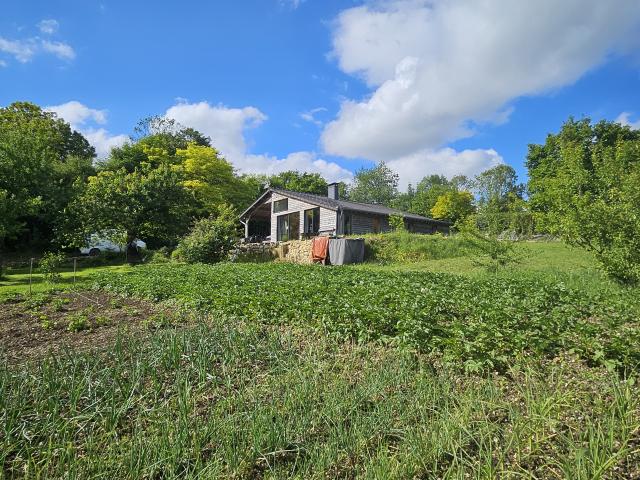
(388, 214, 405, 232)
(145, 247, 172, 264)
(460, 223, 524, 273)
(173, 205, 237, 264)
(363, 231, 467, 263)
(39, 252, 66, 284)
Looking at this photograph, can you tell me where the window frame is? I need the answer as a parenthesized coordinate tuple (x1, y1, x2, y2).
(277, 212, 300, 242)
(304, 207, 320, 236)
(273, 198, 288, 214)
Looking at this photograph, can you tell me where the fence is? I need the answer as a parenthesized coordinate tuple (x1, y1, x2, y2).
(1, 253, 133, 296)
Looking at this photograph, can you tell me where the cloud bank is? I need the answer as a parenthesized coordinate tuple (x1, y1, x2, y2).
(321, 0, 640, 180)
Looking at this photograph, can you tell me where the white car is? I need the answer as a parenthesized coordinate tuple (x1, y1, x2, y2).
(80, 233, 146, 256)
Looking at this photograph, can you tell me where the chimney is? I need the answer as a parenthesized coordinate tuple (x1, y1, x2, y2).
(327, 182, 339, 200)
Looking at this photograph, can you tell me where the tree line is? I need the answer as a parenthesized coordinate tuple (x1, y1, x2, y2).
(1, 102, 638, 283)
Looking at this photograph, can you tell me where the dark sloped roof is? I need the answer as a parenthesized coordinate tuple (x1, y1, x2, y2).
(241, 188, 449, 225)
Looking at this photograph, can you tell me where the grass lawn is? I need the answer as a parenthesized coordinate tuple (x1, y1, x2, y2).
(1, 239, 639, 478)
(0, 263, 131, 298)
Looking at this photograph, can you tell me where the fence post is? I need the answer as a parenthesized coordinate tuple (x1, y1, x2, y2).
(73, 257, 77, 284)
(29, 258, 34, 296)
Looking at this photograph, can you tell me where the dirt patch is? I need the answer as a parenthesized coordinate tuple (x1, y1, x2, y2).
(0, 291, 179, 364)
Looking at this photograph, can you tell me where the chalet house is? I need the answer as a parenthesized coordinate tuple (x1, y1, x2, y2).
(239, 183, 450, 242)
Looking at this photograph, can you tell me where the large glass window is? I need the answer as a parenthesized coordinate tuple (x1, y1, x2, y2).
(304, 208, 320, 236)
(273, 198, 288, 213)
(277, 212, 300, 242)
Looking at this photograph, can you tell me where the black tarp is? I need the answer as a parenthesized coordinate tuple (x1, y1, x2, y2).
(328, 238, 365, 265)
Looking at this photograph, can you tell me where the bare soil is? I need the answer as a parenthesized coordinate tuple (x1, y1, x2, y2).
(0, 291, 176, 364)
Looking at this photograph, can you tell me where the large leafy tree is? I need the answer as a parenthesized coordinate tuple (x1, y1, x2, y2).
(349, 161, 399, 206)
(527, 117, 640, 283)
(268, 171, 328, 195)
(411, 175, 452, 216)
(431, 190, 475, 224)
(65, 163, 193, 248)
(176, 143, 241, 215)
(0, 102, 95, 247)
(473, 165, 523, 234)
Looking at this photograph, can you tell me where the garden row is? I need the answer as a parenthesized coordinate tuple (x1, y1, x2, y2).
(94, 263, 640, 371)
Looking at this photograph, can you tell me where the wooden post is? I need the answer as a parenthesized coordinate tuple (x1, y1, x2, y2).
(29, 258, 34, 296)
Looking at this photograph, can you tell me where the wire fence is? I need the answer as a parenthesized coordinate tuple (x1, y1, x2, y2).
(1, 253, 134, 297)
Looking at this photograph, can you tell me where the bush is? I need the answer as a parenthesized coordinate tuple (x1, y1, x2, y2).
(173, 206, 237, 264)
(39, 252, 66, 283)
(363, 231, 467, 263)
(459, 222, 525, 273)
(145, 247, 172, 264)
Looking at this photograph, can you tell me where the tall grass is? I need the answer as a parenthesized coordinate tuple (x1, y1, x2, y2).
(2, 319, 638, 478)
(361, 231, 469, 263)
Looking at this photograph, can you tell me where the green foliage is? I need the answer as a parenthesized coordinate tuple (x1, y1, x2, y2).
(267, 170, 328, 195)
(388, 214, 405, 232)
(173, 206, 238, 264)
(527, 117, 640, 283)
(95, 262, 640, 372)
(66, 162, 193, 248)
(349, 161, 399, 206)
(363, 232, 467, 263)
(3, 319, 638, 478)
(0, 102, 95, 247)
(39, 252, 66, 284)
(67, 311, 90, 332)
(460, 224, 524, 273)
(430, 190, 475, 224)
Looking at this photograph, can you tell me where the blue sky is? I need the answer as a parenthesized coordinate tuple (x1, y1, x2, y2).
(2, 0, 640, 188)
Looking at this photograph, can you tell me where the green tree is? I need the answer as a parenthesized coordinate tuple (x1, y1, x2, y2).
(0, 102, 95, 247)
(176, 143, 238, 215)
(267, 171, 328, 195)
(431, 190, 475, 224)
(349, 161, 399, 206)
(409, 175, 452, 217)
(527, 117, 640, 283)
(65, 163, 193, 248)
(392, 183, 416, 212)
(473, 165, 523, 234)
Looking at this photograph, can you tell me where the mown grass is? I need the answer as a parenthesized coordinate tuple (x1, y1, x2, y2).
(0, 264, 131, 298)
(2, 318, 639, 478)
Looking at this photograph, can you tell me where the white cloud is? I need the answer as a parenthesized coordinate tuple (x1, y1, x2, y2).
(37, 19, 59, 35)
(46, 101, 107, 126)
(616, 112, 640, 130)
(41, 40, 75, 60)
(388, 148, 504, 190)
(0, 34, 75, 64)
(46, 101, 128, 158)
(280, 0, 306, 9)
(82, 129, 130, 158)
(322, 0, 640, 175)
(300, 107, 327, 126)
(0, 36, 37, 63)
(166, 101, 266, 163)
(165, 100, 352, 182)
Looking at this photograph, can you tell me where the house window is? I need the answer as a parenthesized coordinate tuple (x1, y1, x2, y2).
(342, 212, 352, 235)
(304, 208, 320, 236)
(277, 212, 300, 242)
(273, 198, 288, 213)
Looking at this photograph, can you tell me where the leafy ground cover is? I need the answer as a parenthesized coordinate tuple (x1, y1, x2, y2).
(93, 262, 640, 372)
(2, 314, 639, 478)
